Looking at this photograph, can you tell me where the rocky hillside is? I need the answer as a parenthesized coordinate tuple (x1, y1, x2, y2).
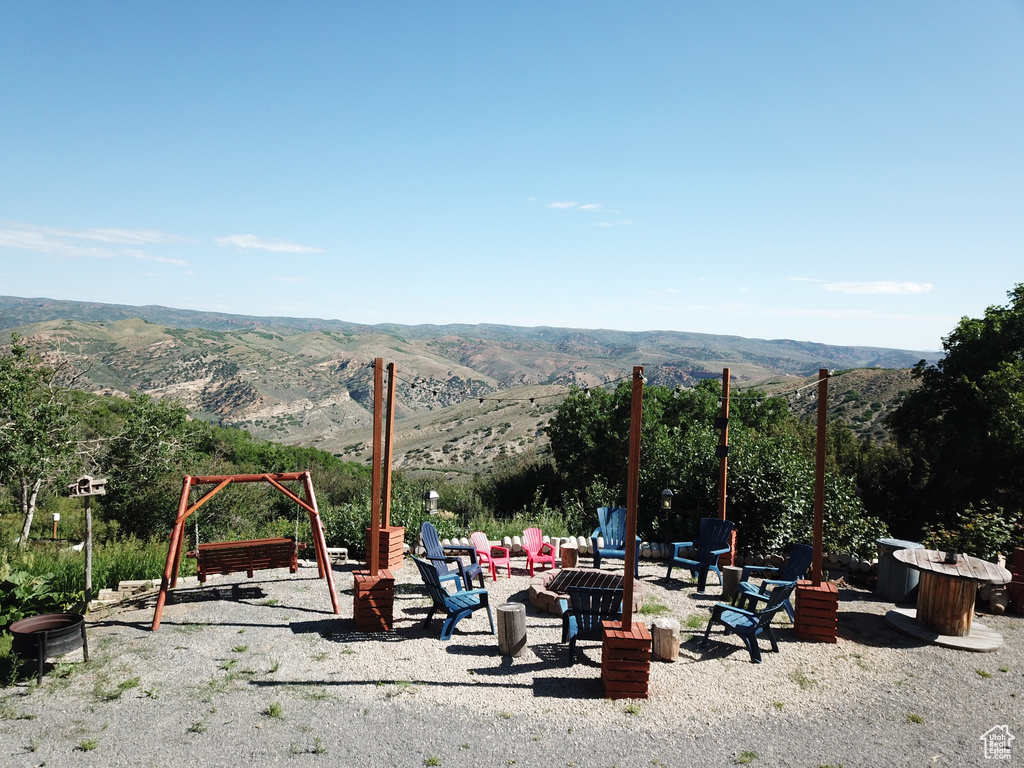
(1, 295, 933, 469)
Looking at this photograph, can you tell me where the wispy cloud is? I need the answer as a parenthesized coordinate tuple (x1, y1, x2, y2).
(125, 249, 187, 266)
(578, 203, 603, 211)
(824, 281, 933, 295)
(0, 222, 189, 263)
(214, 234, 324, 254)
(547, 201, 577, 209)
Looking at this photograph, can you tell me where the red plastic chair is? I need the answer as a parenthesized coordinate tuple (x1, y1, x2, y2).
(523, 528, 556, 576)
(470, 532, 511, 581)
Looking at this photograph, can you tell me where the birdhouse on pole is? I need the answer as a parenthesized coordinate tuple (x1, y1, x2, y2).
(68, 475, 107, 498)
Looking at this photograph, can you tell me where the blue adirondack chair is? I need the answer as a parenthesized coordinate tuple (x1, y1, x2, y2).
(665, 517, 735, 592)
(420, 521, 485, 590)
(558, 585, 623, 665)
(412, 556, 495, 641)
(701, 581, 795, 663)
(734, 543, 813, 620)
(591, 507, 640, 577)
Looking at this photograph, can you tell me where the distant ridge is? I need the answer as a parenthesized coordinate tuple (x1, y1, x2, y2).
(0, 294, 934, 467)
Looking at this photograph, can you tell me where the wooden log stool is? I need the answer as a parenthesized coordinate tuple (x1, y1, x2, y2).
(497, 602, 527, 657)
(721, 565, 743, 600)
(651, 617, 680, 662)
(560, 541, 578, 569)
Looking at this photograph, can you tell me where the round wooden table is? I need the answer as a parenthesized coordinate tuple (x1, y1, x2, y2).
(886, 548, 1011, 651)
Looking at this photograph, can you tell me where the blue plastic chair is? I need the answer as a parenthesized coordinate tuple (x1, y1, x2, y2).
(734, 543, 813, 620)
(591, 507, 640, 577)
(412, 556, 495, 641)
(558, 585, 623, 665)
(701, 581, 795, 663)
(420, 521, 485, 590)
(665, 517, 735, 592)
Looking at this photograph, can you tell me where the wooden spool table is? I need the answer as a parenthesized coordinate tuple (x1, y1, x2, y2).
(885, 549, 1011, 652)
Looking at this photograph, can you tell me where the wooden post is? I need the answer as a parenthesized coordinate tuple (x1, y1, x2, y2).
(497, 602, 527, 656)
(621, 366, 644, 631)
(813, 368, 828, 585)
(368, 358, 384, 576)
(152, 476, 193, 631)
(84, 496, 93, 606)
(717, 367, 730, 522)
(382, 362, 397, 529)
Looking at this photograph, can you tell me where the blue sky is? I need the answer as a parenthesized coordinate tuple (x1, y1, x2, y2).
(1, 2, 1022, 352)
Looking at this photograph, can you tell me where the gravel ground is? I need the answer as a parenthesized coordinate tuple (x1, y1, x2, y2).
(0, 557, 1021, 768)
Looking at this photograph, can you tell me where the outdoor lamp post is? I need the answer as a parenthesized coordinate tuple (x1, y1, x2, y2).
(424, 490, 439, 515)
(661, 488, 674, 511)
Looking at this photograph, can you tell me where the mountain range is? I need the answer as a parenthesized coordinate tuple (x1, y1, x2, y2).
(0, 295, 934, 475)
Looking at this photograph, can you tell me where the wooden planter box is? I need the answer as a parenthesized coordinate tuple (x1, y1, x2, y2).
(365, 526, 405, 571)
(352, 569, 395, 632)
(794, 580, 838, 643)
(600, 620, 651, 699)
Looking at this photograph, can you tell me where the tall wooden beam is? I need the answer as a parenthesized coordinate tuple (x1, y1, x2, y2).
(368, 358, 384, 575)
(717, 367, 731, 522)
(382, 362, 397, 529)
(621, 366, 645, 631)
(812, 368, 829, 585)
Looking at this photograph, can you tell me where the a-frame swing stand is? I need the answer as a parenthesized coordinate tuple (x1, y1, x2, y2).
(151, 471, 340, 631)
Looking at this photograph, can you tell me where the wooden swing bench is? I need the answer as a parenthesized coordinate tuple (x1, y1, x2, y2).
(187, 537, 306, 583)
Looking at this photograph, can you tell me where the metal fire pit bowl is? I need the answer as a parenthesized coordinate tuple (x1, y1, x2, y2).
(10, 613, 89, 684)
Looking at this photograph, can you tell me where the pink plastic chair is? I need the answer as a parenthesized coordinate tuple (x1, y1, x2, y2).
(523, 528, 556, 576)
(470, 532, 511, 581)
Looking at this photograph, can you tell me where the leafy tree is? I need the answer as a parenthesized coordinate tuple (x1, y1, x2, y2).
(0, 335, 79, 545)
(887, 284, 1024, 539)
(100, 392, 202, 538)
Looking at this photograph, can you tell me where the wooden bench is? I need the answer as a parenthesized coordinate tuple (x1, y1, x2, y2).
(186, 537, 305, 583)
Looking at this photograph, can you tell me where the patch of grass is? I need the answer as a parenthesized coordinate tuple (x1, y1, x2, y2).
(144, 685, 159, 699)
(261, 598, 280, 606)
(0, 700, 35, 720)
(188, 719, 207, 734)
(998, 665, 1009, 673)
(976, 669, 992, 679)
(77, 738, 99, 751)
(263, 701, 284, 718)
(268, 658, 280, 674)
(499, 711, 512, 719)
(683, 613, 707, 630)
(94, 675, 141, 702)
(788, 668, 815, 690)
(231, 645, 248, 653)
(637, 597, 671, 617)
(425, 757, 441, 767)
(623, 702, 642, 715)
(311, 651, 330, 662)
(736, 750, 758, 764)
(219, 659, 238, 671)
(772, 701, 784, 711)
(907, 713, 924, 724)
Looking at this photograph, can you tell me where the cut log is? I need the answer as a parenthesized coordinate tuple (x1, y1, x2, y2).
(497, 602, 527, 657)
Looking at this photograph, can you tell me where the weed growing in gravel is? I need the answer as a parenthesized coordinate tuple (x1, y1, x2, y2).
(907, 713, 924, 724)
(261, 598, 280, 606)
(219, 659, 238, 671)
(638, 597, 671, 617)
(735, 750, 758, 764)
(424, 757, 441, 766)
(188, 719, 208, 734)
(144, 685, 159, 699)
(263, 701, 284, 718)
(976, 669, 992, 679)
(311, 650, 330, 662)
(788, 667, 815, 690)
(999, 665, 1009, 673)
(94, 676, 141, 702)
(460, 743, 470, 750)
(0, 699, 35, 720)
(302, 688, 330, 702)
(683, 614, 707, 630)
(268, 658, 281, 674)
(231, 645, 248, 653)
(78, 738, 98, 751)
(623, 702, 642, 715)
(499, 711, 513, 719)
(772, 701, 784, 711)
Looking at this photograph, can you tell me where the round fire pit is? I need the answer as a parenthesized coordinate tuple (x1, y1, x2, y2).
(10, 613, 89, 684)
(528, 568, 645, 615)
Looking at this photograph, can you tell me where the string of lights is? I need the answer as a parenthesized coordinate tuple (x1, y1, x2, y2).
(367, 359, 845, 411)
